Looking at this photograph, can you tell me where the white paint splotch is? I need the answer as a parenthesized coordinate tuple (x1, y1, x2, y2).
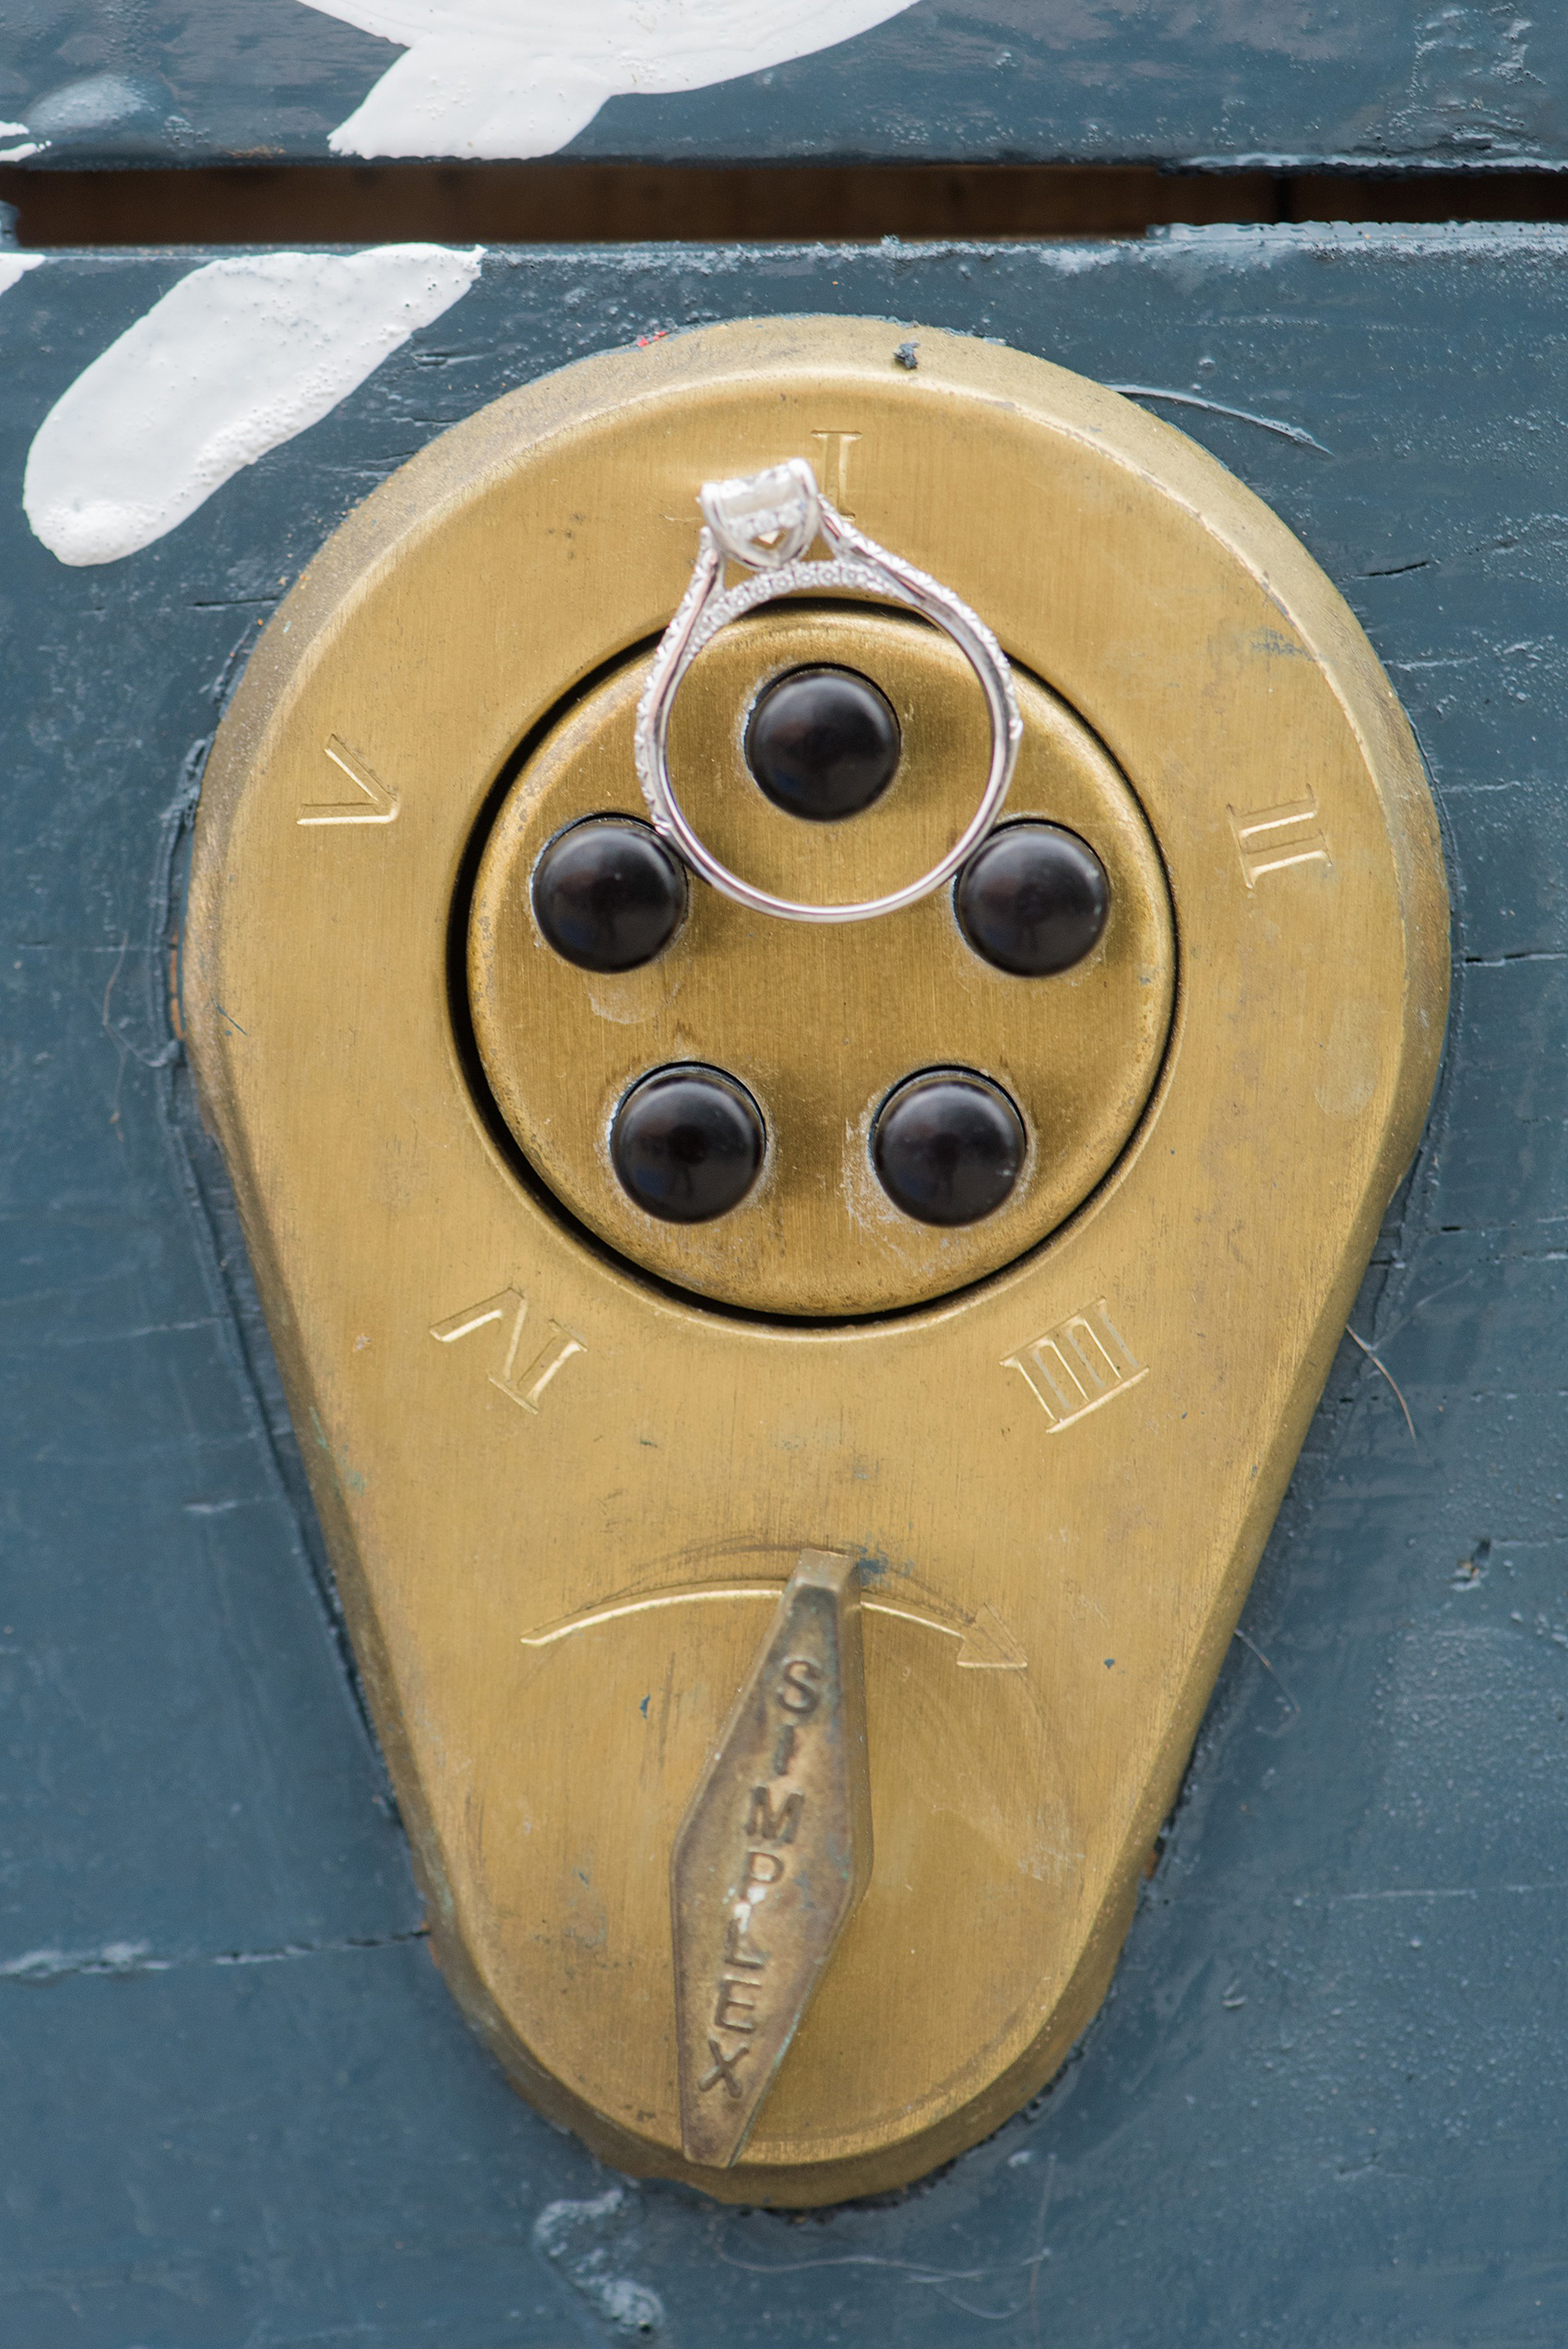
(24, 244, 482, 566)
(0, 252, 44, 297)
(533, 2187, 666, 2337)
(296, 0, 917, 159)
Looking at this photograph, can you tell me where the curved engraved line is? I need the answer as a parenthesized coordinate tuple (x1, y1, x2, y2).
(521, 1583, 778, 1646)
(520, 1583, 964, 1651)
(866, 1599, 961, 1642)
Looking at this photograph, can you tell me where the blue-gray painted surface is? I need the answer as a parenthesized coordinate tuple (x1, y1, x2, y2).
(6, 2, 1568, 170)
(0, 224, 1563, 2342)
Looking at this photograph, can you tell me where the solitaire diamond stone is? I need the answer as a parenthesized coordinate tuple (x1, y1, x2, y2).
(698, 459, 821, 568)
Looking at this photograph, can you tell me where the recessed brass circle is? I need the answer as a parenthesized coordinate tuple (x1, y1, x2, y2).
(468, 607, 1175, 1316)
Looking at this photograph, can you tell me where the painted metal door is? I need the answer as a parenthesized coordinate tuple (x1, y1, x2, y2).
(2, 7, 1566, 2340)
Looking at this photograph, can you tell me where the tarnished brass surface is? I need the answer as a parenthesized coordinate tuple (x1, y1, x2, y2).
(671, 1550, 872, 2167)
(183, 317, 1449, 2203)
(469, 608, 1173, 1314)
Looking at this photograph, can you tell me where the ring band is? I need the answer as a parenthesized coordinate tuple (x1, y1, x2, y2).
(633, 459, 1022, 925)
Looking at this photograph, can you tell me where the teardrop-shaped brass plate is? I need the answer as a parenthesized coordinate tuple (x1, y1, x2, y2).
(183, 318, 1448, 2207)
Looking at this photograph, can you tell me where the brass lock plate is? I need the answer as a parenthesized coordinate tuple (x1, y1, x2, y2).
(183, 318, 1447, 2204)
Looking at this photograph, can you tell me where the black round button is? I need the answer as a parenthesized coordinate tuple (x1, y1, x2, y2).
(955, 822, 1110, 976)
(532, 819, 685, 972)
(744, 667, 901, 821)
(612, 1066, 766, 1222)
(872, 1072, 1026, 1226)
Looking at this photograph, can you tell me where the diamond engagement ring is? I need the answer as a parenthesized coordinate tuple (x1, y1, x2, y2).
(633, 459, 1023, 924)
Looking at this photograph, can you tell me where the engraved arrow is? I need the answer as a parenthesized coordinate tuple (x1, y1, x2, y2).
(670, 1549, 873, 2168)
(297, 733, 398, 826)
(955, 1603, 1028, 1670)
(520, 1580, 1027, 1667)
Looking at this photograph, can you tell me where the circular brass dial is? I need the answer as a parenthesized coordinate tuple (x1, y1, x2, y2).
(469, 608, 1175, 1317)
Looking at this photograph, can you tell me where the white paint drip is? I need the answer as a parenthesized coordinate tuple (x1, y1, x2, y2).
(0, 123, 45, 161)
(534, 2188, 666, 2337)
(24, 244, 482, 566)
(0, 254, 44, 299)
(296, 0, 918, 159)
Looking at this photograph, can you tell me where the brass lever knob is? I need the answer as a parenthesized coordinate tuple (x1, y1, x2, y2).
(671, 1551, 873, 2167)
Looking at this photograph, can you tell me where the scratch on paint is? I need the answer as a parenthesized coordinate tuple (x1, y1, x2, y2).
(1106, 384, 1332, 452)
(1, 1930, 427, 1982)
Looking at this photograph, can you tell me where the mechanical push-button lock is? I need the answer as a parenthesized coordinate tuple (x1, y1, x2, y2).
(184, 318, 1447, 2204)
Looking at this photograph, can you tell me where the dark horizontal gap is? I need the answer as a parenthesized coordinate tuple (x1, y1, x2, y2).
(10, 161, 1568, 247)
